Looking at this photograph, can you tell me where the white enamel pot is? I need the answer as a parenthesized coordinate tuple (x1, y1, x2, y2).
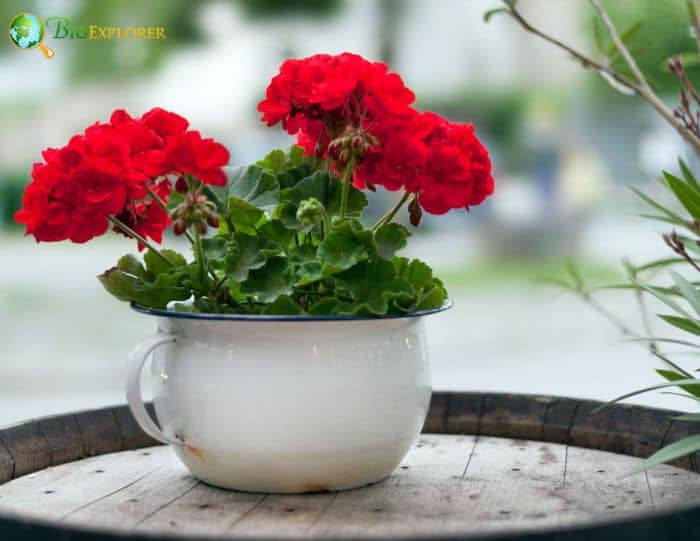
(126, 301, 451, 493)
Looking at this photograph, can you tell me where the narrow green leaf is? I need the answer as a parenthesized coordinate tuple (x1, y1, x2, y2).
(665, 171, 700, 220)
(670, 413, 700, 422)
(606, 20, 644, 58)
(625, 435, 700, 476)
(631, 186, 688, 227)
(483, 7, 508, 22)
(670, 270, 700, 317)
(592, 377, 700, 413)
(657, 369, 700, 398)
(659, 314, 700, 336)
(679, 158, 700, 191)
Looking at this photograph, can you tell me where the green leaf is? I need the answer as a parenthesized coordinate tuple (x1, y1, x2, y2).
(258, 219, 296, 249)
(483, 7, 508, 22)
(289, 244, 323, 286)
(228, 166, 280, 210)
(240, 256, 294, 302)
(592, 377, 700, 413)
(669, 270, 700, 317)
(144, 249, 187, 278)
(308, 297, 342, 315)
(656, 369, 700, 398)
(98, 262, 190, 309)
(664, 171, 700, 220)
(625, 435, 700, 476)
(393, 257, 448, 311)
(261, 295, 304, 315)
(336, 259, 413, 315)
(631, 186, 688, 229)
(659, 314, 700, 336)
(201, 237, 228, 263)
(281, 172, 367, 218)
(225, 233, 283, 282)
(116, 254, 147, 279)
(670, 413, 700, 422)
(228, 196, 265, 235)
(256, 146, 321, 189)
(679, 159, 700, 191)
(374, 223, 408, 260)
(317, 220, 374, 275)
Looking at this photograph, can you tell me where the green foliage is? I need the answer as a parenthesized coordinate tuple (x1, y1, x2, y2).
(544, 159, 700, 472)
(100, 145, 449, 317)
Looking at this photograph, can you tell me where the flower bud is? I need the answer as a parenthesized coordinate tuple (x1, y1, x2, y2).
(175, 176, 189, 194)
(206, 212, 220, 228)
(296, 198, 325, 230)
(172, 218, 187, 236)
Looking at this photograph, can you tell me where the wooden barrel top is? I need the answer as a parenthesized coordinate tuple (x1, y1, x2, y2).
(0, 392, 698, 541)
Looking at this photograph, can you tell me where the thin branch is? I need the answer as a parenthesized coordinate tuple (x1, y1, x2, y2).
(588, 0, 700, 153)
(107, 215, 174, 267)
(635, 289, 659, 355)
(503, 2, 638, 94)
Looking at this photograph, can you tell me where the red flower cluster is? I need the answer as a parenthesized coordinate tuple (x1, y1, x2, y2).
(15, 108, 230, 245)
(258, 52, 494, 215)
(258, 52, 415, 156)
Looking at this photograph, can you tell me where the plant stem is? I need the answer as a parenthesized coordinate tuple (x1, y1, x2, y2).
(107, 215, 174, 267)
(588, 0, 700, 154)
(146, 184, 195, 245)
(371, 192, 412, 232)
(338, 156, 356, 218)
(503, 0, 700, 154)
(192, 227, 208, 293)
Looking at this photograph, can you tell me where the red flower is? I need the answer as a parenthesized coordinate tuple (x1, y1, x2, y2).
(258, 52, 415, 157)
(170, 130, 230, 187)
(14, 107, 228, 245)
(416, 115, 494, 214)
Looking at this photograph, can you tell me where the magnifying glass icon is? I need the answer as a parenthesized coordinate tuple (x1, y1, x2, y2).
(8, 13, 55, 59)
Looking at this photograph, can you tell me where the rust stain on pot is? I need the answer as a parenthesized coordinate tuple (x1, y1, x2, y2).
(187, 445, 205, 460)
(303, 483, 330, 493)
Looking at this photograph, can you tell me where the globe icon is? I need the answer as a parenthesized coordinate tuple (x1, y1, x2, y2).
(8, 13, 54, 58)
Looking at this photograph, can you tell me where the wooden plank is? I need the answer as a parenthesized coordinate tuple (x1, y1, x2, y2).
(38, 415, 84, 466)
(74, 408, 122, 457)
(0, 434, 698, 539)
(0, 448, 165, 521)
(479, 393, 551, 440)
(561, 445, 654, 517)
(0, 421, 52, 478)
(645, 461, 700, 508)
(569, 400, 621, 451)
(137, 483, 263, 536)
(445, 392, 482, 434)
(0, 439, 14, 484)
(227, 493, 337, 537)
(609, 406, 672, 460)
(65, 457, 197, 529)
(112, 405, 160, 452)
(307, 434, 476, 538)
(422, 392, 447, 433)
(441, 436, 568, 533)
(542, 397, 579, 444)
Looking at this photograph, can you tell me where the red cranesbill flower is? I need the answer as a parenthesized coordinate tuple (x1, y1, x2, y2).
(258, 52, 415, 156)
(170, 130, 230, 187)
(14, 107, 230, 245)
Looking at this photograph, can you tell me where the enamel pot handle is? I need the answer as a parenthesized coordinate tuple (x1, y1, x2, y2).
(126, 332, 184, 446)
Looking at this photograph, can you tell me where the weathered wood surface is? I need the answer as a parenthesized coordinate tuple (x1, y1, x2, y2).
(0, 392, 699, 540)
(0, 436, 698, 539)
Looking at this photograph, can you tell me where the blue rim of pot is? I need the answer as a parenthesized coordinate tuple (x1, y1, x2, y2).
(130, 299, 452, 322)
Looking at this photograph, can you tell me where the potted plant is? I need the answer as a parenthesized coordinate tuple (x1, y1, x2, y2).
(14, 52, 494, 492)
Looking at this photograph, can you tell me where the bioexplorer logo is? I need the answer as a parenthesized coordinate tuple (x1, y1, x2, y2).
(8, 13, 54, 58)
(8, 12, 167, 59)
